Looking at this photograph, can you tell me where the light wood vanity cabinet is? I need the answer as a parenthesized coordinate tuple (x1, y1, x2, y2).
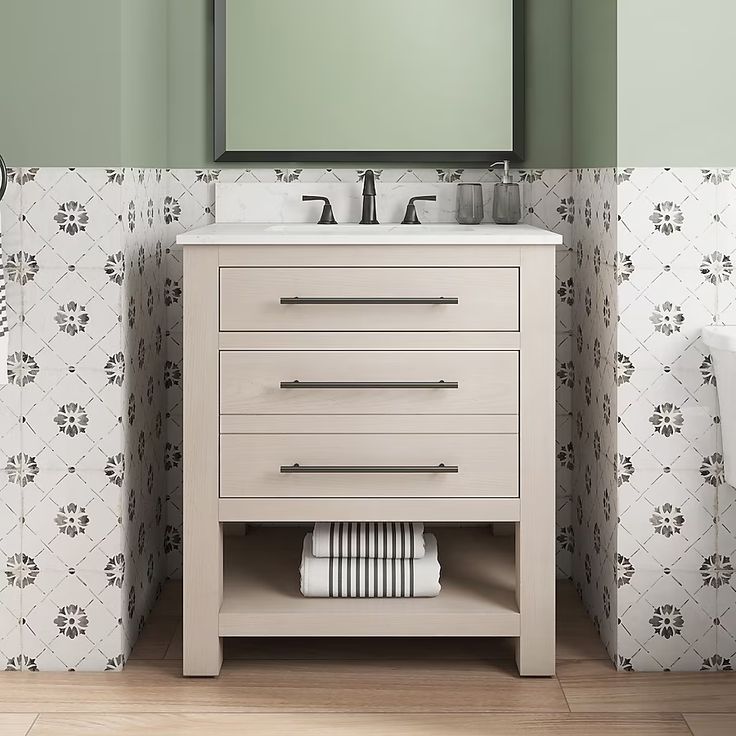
(181, 233, 558, 678)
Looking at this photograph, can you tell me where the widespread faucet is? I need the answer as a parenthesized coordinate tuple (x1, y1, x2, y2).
(360, 170, 378, 224)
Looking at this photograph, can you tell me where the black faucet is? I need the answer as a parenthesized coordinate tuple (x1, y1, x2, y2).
(360, 170, 378, 224)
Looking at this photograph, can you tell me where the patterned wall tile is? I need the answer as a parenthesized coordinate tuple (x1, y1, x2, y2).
(612, 167, 734, 671)
(571, 168, 618, 659)
(15, 164, 736, 672)
(0, 167, 167, 670)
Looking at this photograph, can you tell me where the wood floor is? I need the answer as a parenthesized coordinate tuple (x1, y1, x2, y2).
(1, 582, 734, 735)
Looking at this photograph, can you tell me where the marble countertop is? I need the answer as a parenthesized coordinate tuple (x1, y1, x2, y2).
(176, 223, 563, 246)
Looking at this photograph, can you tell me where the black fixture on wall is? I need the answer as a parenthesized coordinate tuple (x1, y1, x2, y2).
(212, 0, 525, 165)
(0, 154, 7, 204)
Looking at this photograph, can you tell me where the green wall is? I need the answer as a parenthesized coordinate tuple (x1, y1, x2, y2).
(571, 0, 617, 168)
(524, 0, 572, 169)
(166, 0, 212, 168)
(0, 0, 575, 169)
(618, 0, 736, 167)
(122, 0, 169, 167)
(168, 0, 573, 168)
(0, 0, 168, 167)
(0, 1, 123, 167)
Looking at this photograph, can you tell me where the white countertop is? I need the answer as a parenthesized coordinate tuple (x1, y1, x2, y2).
(176, 223, 563, 246)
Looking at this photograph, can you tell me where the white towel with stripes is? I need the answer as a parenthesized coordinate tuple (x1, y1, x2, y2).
(0, 210, 7, 384)
(312, 522, 426, 559)
(300, 532, 441, 598)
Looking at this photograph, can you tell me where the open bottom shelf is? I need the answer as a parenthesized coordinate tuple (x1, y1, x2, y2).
(219, 527, 519, 638)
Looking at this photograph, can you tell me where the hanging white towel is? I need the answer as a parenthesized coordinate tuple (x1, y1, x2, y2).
(300, 532, 441, 598)
(312, 522, 426, 559)
(0, 208, 7, 385)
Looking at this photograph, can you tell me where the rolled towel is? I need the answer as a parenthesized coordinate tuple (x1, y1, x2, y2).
(312, 522, 425, 559)
(300, 532, 441, 598)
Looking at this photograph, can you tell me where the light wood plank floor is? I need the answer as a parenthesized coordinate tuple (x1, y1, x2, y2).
(2, 581, 734, 735)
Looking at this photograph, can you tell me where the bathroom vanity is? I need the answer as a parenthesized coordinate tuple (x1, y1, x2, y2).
(178, 222, 560, 677)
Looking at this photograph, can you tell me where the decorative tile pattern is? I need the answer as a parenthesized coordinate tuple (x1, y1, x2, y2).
(1, 168, 167, 670)
(568, 166, 736, 671)
(21, 165, 736, 672)
(614, 167, 731, 670)
(572, 168, 618, 659)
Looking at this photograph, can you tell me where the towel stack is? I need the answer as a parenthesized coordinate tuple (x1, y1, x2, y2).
(300, 522, 441, 598)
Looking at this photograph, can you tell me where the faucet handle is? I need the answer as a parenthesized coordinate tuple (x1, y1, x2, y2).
(302, 195, 337, 225)
(402, 195, 437, 225)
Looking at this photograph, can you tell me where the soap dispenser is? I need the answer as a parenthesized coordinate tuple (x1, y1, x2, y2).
(491, 160, 521, 225)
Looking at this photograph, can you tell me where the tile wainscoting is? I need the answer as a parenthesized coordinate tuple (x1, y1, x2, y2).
(0, 165, 574, 671)
(614, 168, 736, 671)
(574, 166, 736, 671)
(0, 168, 167, 670)
(571, 168, 618, 661)
(8, 165, 733, 672)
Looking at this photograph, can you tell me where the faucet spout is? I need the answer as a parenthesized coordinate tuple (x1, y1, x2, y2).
(360, 170, 378, 224)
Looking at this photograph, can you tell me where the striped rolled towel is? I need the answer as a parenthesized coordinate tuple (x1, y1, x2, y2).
(312, 522, 425, 559)
(300, 532, 441, 598)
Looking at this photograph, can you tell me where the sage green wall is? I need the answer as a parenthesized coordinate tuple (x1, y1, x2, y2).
(166, 0, 211, 168)
(0, 0, 167, 167)
(1, 0, 574, 168)
(122, 0, 169, 167)
(0, 1, 123, 167)
(167, 0, 572, 168)
(571, 0, 616, 167)
(618, 0, 736, 167)
(524, 0, 572, 169)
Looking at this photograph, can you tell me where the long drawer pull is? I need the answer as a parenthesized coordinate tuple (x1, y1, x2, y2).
(280, 464, 459, 474)
(280, 380, 459, 390)
(280, 297, 459, 305)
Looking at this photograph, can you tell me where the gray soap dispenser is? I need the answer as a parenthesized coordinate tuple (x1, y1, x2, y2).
(491, 160, 521, 225)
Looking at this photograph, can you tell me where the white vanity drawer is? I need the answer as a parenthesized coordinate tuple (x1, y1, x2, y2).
(219, 267, 519, 332)
(219, 350, 519, 415)
(219, 434, 519, 498)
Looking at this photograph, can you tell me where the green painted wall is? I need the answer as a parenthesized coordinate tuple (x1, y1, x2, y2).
(571, 0, 616, 168)
(0, 1, 123, 167)
(618, 0, 736, 167)
(166, 0, 212, 168)
(0, 0, 168, 167)
(122, 0, 169, 167)
(2, 0, 574, 168)
(524, 0, 572, 169)
(168, 0, 573, 168)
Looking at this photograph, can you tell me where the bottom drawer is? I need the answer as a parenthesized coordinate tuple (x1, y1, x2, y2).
(220, 434, 518, 498)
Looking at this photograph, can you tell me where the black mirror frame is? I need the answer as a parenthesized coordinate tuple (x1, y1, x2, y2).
(213, 0, 525, 165)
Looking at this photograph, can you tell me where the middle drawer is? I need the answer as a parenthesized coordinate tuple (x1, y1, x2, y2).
(219, 351, 519, 415)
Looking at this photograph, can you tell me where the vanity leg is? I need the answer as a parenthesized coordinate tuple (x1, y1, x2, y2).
(183, 246, 223, 676)
(516, 246, 556, 676)
(184, 523, 223, 675)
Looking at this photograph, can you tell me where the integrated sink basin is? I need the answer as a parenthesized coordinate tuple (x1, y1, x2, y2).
(265, 224, 478, 235)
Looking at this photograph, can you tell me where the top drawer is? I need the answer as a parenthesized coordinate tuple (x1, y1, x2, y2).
(219, 267, 519, 332)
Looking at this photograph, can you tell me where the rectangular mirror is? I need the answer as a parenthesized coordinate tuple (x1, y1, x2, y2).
(214, 0, 524, 164)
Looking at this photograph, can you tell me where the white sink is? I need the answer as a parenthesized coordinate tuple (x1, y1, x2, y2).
(265, 223, 478, 235)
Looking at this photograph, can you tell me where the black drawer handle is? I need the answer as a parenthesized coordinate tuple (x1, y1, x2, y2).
(280, 381, 459, 390)
(280, 464, 459, 474)
(280, 297, 458, 305)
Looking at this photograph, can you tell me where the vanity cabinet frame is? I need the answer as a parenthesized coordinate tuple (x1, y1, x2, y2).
(183, 243, 555, 677)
